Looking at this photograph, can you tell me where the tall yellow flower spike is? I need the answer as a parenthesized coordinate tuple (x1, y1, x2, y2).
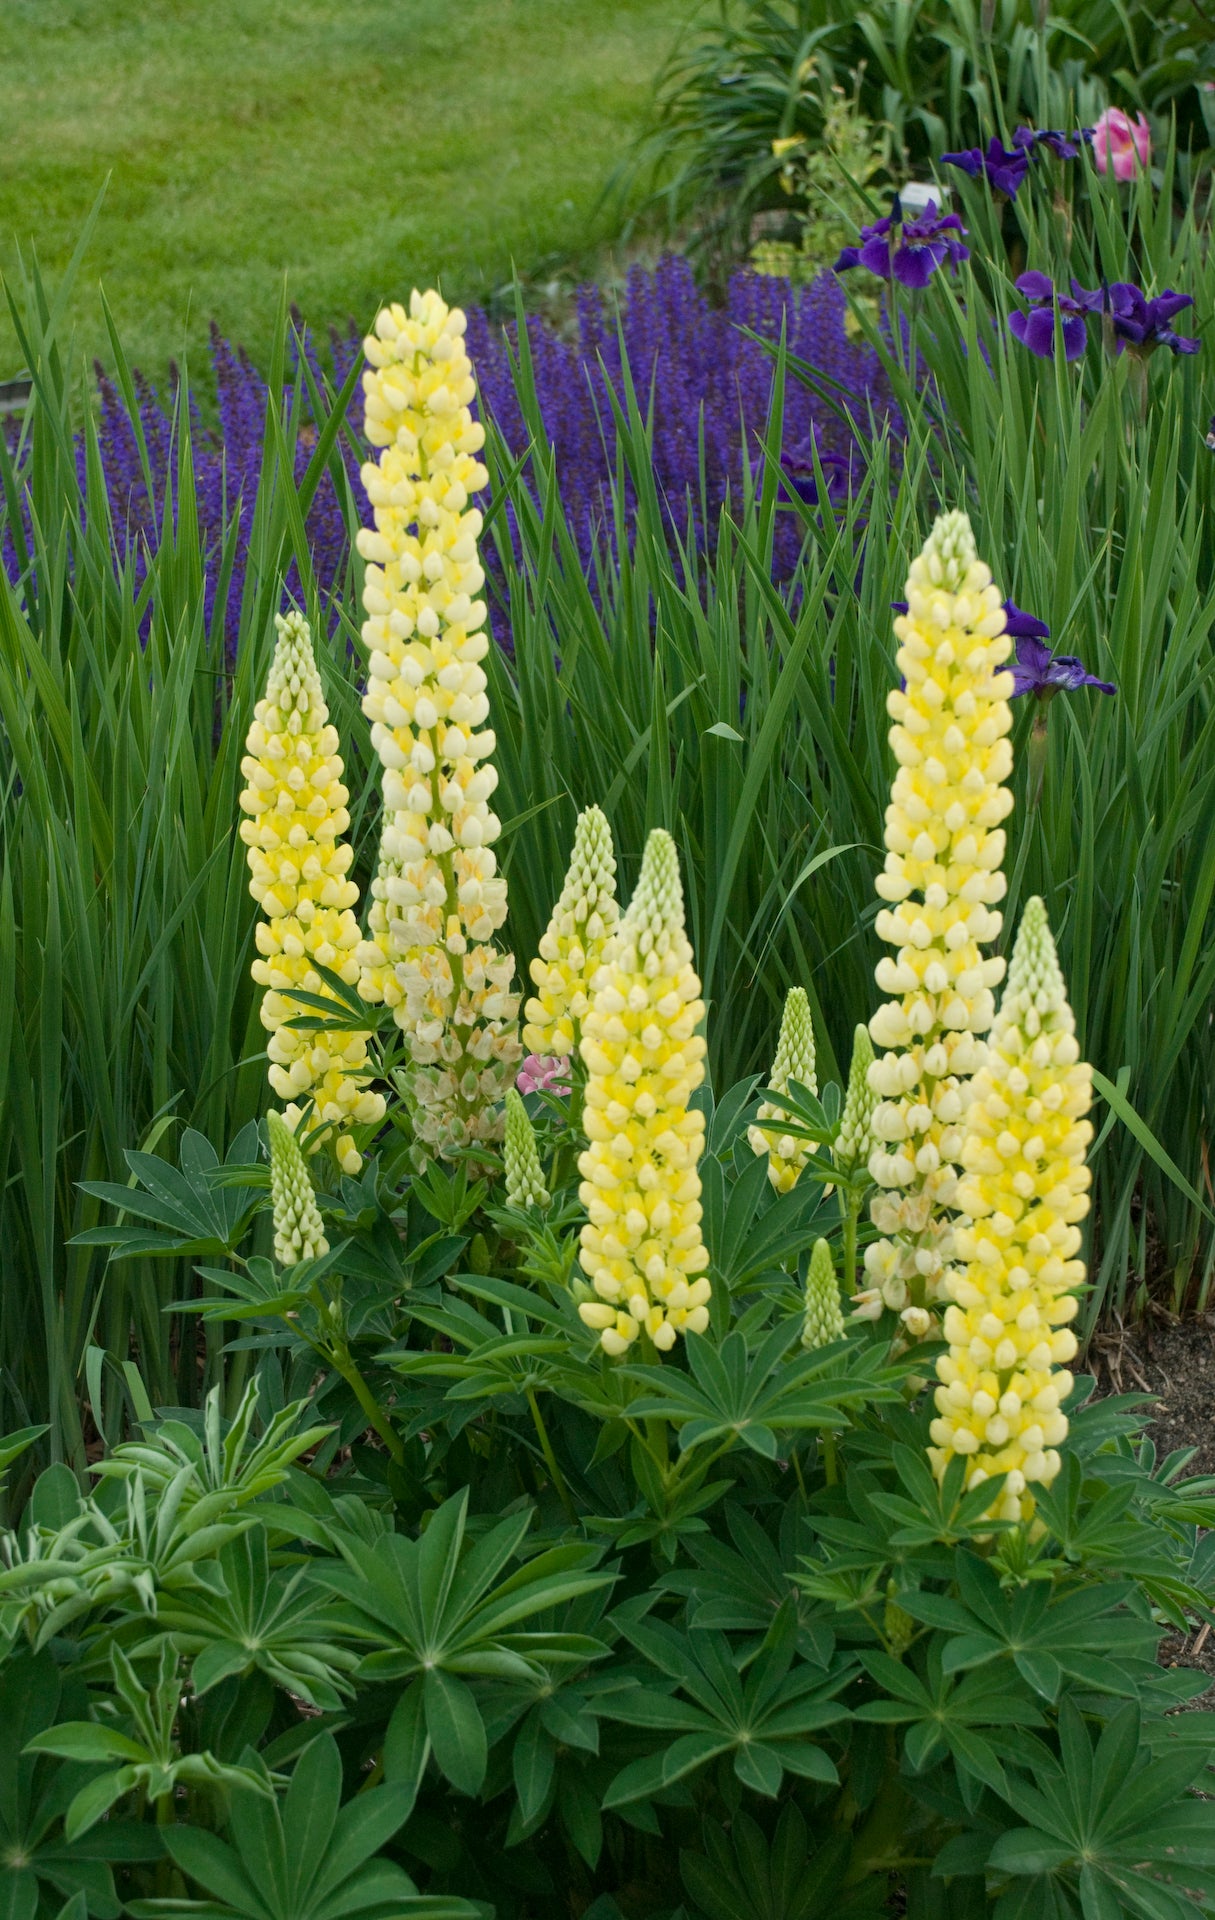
(524, 805, 619, 1059)
(239, 611, 385, 1174)
(748, 986, 818, 1192)
(864, 510, 1014, 1318)
(353, 291, 520, 1157)
(577, 829, 711, 1356)
(930, 897, 1091, 1522)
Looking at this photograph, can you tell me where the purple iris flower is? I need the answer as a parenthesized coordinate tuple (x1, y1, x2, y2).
(834, 197, 969, 289)
(893, 596, 1112, 696)
(1008, 272, 1090, 361)
(1012, 125, 1088, 160)
(941, 137, 1030, 197)
(1071, 282, 1200, 357)
(771, 437, 853, 504)
(1008, 634, 1116, 698)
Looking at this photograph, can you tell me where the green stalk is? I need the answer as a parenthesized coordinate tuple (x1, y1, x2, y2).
(526, 1386, 577, 1523)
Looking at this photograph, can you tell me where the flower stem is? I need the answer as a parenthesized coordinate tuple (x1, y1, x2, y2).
(332, 1349, 405, 1466)
(526, 1386, 577, 1523)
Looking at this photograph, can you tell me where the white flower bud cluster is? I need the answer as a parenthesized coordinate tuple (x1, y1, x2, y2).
(802, 1239, 845, 1349)
(267, 1111, 330, 1266)
(748, 987, 818, 1193)
(930, 897, 1092, 1522)
(864, 511, 1015, 1314)
(239, 611, 385, 1175)
(504, 1089, 551, 1210)
(353, 292, 520, 1155)
(524, 806, 620, 1058)
(834, 1024, 877, 1177)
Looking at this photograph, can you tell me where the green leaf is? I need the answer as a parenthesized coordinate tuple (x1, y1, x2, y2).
(383, 1681, 431, 1819)
(423, 1669, 487, 1797)
(512, 1709, 556, 1827)
(732, 1740, 783, 1797)
(1091, 1069, 1215, 1224)
(28, 1462, 81, 1530)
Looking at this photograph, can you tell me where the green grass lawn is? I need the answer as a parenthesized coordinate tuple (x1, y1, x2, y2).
(0, 0, 691, 382)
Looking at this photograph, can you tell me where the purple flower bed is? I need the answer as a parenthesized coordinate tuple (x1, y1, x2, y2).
(4, 258, 900, 647)
(467, 257, 899, 584)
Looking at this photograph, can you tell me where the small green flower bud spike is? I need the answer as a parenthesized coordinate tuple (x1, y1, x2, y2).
(504, 1089, 551, 1210)
(267, 1111, 330, 1266)
(748, 986, 818, 1192)
(835, 1023, 877, 1175)
(802, 1237, 845, 1350)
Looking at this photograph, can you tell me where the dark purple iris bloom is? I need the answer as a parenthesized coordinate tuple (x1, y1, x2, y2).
(1071, 281, 1199, 357)
(1008, 634, 1116, 698)
(941, 137, 1030, 197)
(1008, 272, 1090, 360)
(834, 197, 969, 289)
(1013, 125, 1087, 160)
(777, 439, 853, 503)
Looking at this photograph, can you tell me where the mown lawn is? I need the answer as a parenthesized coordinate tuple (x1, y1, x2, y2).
(0, 0, 690, 381)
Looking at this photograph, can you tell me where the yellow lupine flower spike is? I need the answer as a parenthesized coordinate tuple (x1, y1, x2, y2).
(577, 829, 711, 1356)
(865, 511, 1015, 1317)
(353, 291, 520, 1157)
(930, 896, 1091, 1522)
(524, 805, 620, 1059)
(748, 987, 818, 1192)
(239, 611, 385, 1174)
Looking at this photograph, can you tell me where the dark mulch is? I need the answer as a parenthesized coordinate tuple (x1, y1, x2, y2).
(1087, 1311, 1215, 1476)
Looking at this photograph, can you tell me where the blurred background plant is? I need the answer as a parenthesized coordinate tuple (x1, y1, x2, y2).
(747, 75, 894, 284)
(615, 0, 1215, 277)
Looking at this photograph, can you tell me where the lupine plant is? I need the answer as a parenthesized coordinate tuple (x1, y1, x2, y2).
(38, 473, 1215, 1918)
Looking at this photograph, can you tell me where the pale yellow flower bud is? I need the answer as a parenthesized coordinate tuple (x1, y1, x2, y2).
(577, 830, 711, 1355)
(504, 1089, 551, 1210)
(267, 1111, 329, 1266)
(802, 1238, 844, 1349)
(748, 987, 817, 1192)
(240, 611, 385, 1168)
(928, 897, 1092, 1521)
(524, 806, 619, 1057)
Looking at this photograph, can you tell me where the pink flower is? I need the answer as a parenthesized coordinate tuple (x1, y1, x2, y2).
(516, 1054, 571, 1097)
(1091, 107, 1150, 182)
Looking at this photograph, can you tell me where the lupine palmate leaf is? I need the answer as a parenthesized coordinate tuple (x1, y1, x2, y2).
(623, 1324, 901, 1456)
(131, 1733, 476, 1920)
(599, 1612, 849, 1809)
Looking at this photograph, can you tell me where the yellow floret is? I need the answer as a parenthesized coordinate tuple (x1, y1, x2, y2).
(239, 611, 385, 1172)
(576, 829, 711, 1355)
(864, 510, 1015, 1316)
(928, 896, 1092, 1522)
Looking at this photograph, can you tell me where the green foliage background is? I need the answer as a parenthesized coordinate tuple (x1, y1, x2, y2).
(0, 0, 695, 381)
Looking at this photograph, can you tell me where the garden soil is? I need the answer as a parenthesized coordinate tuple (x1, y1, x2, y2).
(1088, 1312, 1215, 1710)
